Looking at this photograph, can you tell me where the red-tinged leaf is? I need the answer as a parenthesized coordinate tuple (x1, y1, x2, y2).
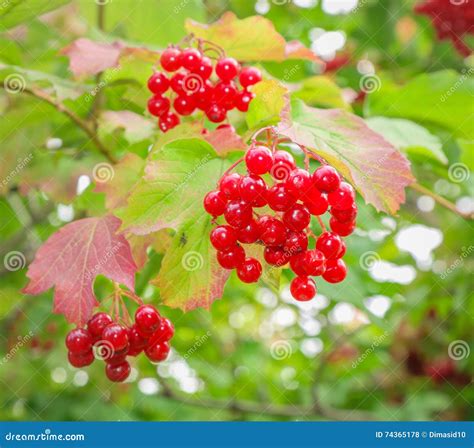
(204, 127, 246, 155)
(279, 100, 415, 215)
(286, 40, 321, 63)
(22, 215, 137, 326)
(61, 38, 123, 78)
(185, 12, 315, 62)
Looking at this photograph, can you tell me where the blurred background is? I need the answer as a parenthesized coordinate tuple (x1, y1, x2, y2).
(0, 0, 473, 421)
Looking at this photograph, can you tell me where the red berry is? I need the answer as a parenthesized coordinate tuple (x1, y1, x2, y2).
(149, 318, 175, 344)
(203, 190, 227, 216)
(170, 72, 186, 95)
(216, 57, 240, 81)
(147, 72, 169, 95)
(210, 226, 237, 250)
(68, 350, 94, 368)
(216, 123, 235, 132)
(245, 146, 273, 175)
(289, 252, 309, 276)
(148, 95, 170, 117)
(219, 173, 242, 199)
(135, 305, 161, 337)
(271, 150, 296, 181)
(191, 56, 213, 79)
(160, 48, 182, 72)
(214, 82, 237, 110)
(236, 257, 262, 283)
(181, 48, 202, 71)
(302, 187, 328, 215)
(258, 216, 287, 246)
(87, 313, 113, 340)
(106, 348, 129, 366)
(217, 245, 246, 269)
(328, 182, 355, 210)
(330, 204, 357, 222)
(267, 183, 296, 211)
(66, 328, 92, 354)
(173, 95, 196, 115)
(316, 232, 343, 259)
(322, 259, 347, 283)
(283, 231, 308, 254)
(237, 219, 260, 244)
(102, 323, 129, 352)
(286, 168, 312, 197)
(337, 241, 346, 258)
(206, 103, 227, 123)
(105, 361, 131, 382)
(304, 249, 326, 276)
(264, 246, 290, 266)
(283, 204, 311, 231)
(239, 175, 267, 205)
(224, 200, 252, 228)
(235, 90, 255, 112)
(313, 166, 341, 193)
(329, 217, 356, 237)
(193, 81, 214, 110)
(145, 341, 170, 363)
(158, 112, 180, 132)
(127, 325, 148, 356)
(239, 67, 262, 87)
(290, 276, 317, 301)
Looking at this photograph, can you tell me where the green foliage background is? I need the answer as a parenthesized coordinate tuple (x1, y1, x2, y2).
(0, 0, 473, 421)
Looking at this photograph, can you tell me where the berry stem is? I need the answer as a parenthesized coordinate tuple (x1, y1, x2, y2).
(316, 216, 327, 232)
(219, 157, 245, 184)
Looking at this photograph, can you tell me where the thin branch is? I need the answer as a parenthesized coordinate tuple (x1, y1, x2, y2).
(410, 182, 473, 220)
(0, 83, 117, 163)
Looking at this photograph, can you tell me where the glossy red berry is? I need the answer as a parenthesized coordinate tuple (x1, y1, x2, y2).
(87, 313, 113, 340)
(206, 103, 227, 122)
(106, 348, 129, 366)
(316, 232, 343, 259)
(204, 190, 227, 216)
(148, 95, 170, 117)
(224, 200, 252, 228)
(283, 231, 308, 254)
(286, 168, 312, 197)
(290, 276, 317, 302)
(210, 225, 238, 251)
(258, 216, 287, 246)
(328, 182, 356, 210)
(181, 48, 202, 71)
(147, 72, 169, 95)
(267, 183, 296, 211)
(322, 259, 347, 283)
(289, 252, 309, 276)
(305, 249, 326, 276)
(330, 203, 357, 222)
(173, 95, 196, 115)
(214, 82, 237, 110)
(283, 204, 311, 232)
(68, 350, 94, 368)
(154, 318, 175, 343)
(245, 146, 273, 175)
(264, 246, 290, 266)
(102, 323, 129, 352)
(329, 217, 356, 237)
(302, 187, 328, 215)
(235, 90, 255, 112)
(217, 245, 246, 269)
(135, 305, 161, 337)
(105, 361, 131, 382)
(192, 56, 213, 79)
(236, 257, 262, 283)
(219, 173, 242, 199)
(127, 325, 148, 356)
(239, 175, 267, 205)
(160, 48, 182, 72)
(193, 81, 214, 110)
(271, 150, 296, 181)
(170, 72, 186, 95)
(66, 328, 92, 354)
(337, 241, 346, 258)
(237, 219, 260, 244)
(145, 341, 170, 363)
(158, 112, 180, 132)
(313, 166, 341, 193)
(216, 57, 240, 81)
(239, 67, 262, 87)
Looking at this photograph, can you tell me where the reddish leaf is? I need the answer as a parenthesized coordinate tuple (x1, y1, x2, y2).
(23, 215, 137, 325)
(204, 126, 246, 155)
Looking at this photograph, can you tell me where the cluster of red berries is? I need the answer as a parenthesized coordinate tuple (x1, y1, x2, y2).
(203, 143, 357, 302)
(415, 0, 473, 56)
(147, 45, 262, 132)
(65, 305, 174, 382)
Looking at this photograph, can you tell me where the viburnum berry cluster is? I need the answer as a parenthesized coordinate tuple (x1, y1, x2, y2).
(414, 0, 474, 56)
(147, 40, 262, 132)
(65, 304, 174, 382)
(203, 128, 357, 302)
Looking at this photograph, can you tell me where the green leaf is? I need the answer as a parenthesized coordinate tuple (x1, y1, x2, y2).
(0, 0, 71, 31)
(365, 117, 447, 165)
(293, 76, 350, 110)
(365, 70, 474, 140)
(279, 100, 415, 215)
(246, 80, 289, 132)
(99, 111, 154, 145)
